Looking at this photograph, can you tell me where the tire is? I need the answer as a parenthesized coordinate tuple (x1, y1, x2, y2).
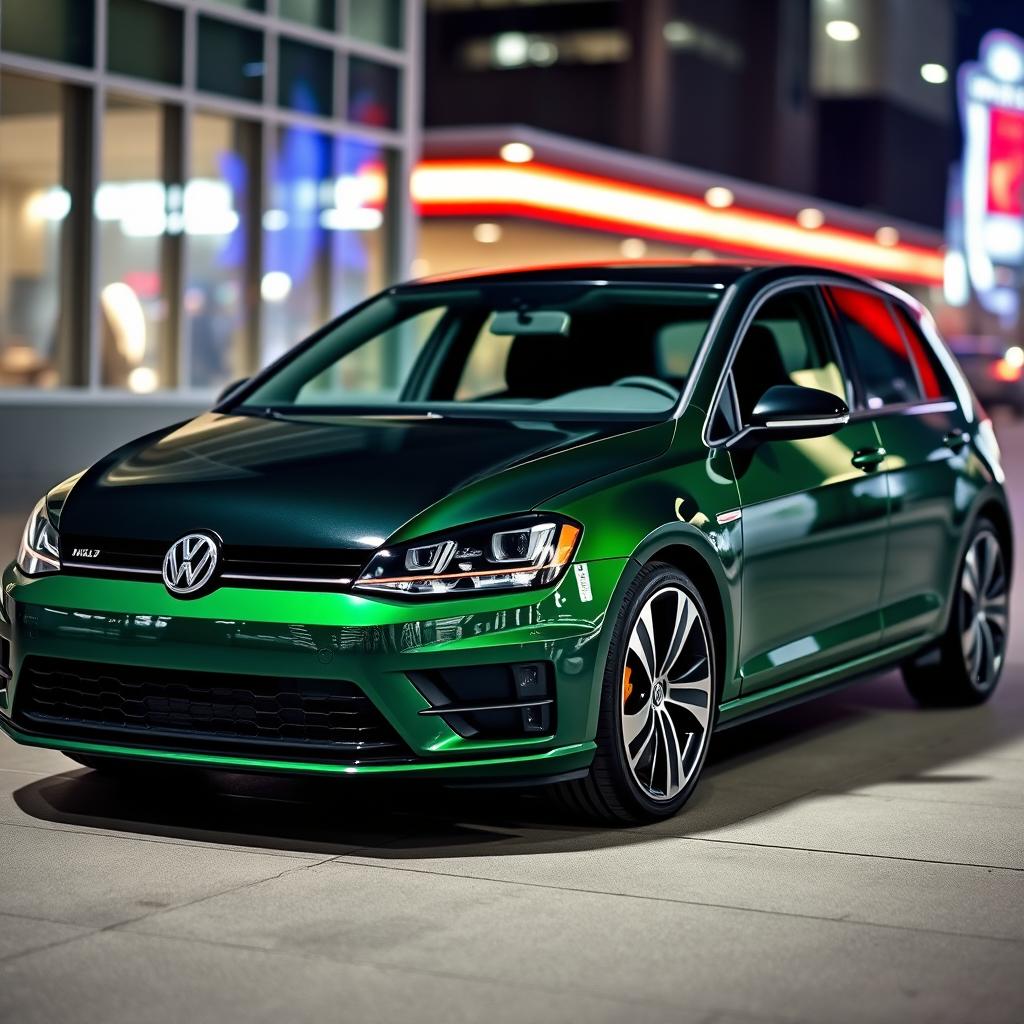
(903, 519, 1010, 707)
(554, 562, 718, 824)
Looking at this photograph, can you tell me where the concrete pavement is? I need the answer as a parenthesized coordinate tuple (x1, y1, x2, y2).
(2, 425, 1024, 1023)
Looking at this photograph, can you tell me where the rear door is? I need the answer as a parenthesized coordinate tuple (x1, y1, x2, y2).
(824, 286, 970, 645)
(716, 285, 889, 694)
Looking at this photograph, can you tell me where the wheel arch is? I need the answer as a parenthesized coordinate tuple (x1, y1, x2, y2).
(629, 523, 740, 704)
(974, 497, 1014, 582)
(642, 544, 728, 701)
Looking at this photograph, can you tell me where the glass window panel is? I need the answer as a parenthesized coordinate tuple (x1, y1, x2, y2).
(892, 303, 952, 400)
(264, 126, 332, 362)
(187, 113, 260, 390)
(278, 38, 334, 116)
(826, 286, 921, 408)
(107, 0, 183, 85)
(280, 0, 335, 31)
(348, 58, 401, 129)
(0, 0, 95, 67)
(349, 0, 403, 50)
(296, 308, 438, 403)
(0, 72, 84, 388)
(197, 16, 265, 102)
(210, 0, 264, 10)
(98, 95, 174, 391)
(263, 131, 394, 363)
(329, 143, 393, 314)
(732, 289, 846, 423)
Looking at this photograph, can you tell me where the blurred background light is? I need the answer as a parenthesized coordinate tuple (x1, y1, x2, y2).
(825, 20, 861, 43)
(619, 237, 647, 259)
(260, 271, 292, 302)
(500, 142, 534, 164)
(920, 62, 949, 84)
(704, 186, 735, 209)
(493, 32, 529, 68)
(472, 222, 502, 243)
(986, 36, 1024, 82)
(797, 207, 826, 229)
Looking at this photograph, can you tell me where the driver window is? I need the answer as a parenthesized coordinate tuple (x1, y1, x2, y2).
(730, 289, 846, 425)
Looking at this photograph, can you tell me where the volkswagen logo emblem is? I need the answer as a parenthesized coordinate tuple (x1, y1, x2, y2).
(162, 533, 220, 597)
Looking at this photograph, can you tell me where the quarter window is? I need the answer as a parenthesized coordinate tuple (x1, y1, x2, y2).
(891, 303, 952, 400)
(729, 289, 847, 425)
(826, 286, 921, 408)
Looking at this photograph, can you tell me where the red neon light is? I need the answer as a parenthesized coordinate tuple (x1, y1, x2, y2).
(988, 108, 1024, 216)
(991, 358, 1022, 382)
(412, 160, 944, 286)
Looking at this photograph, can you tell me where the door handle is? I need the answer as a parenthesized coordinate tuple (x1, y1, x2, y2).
(851, 447, 887, 471)
(943, 430, 970, 453)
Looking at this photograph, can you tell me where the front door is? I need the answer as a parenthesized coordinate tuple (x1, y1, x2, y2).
(718, 286, 890, 693)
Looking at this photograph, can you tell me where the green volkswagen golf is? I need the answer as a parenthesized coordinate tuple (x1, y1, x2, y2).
(0, 263, 1012, 822)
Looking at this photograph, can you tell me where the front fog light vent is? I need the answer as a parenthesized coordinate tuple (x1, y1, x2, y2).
(409, 662, 555, 740)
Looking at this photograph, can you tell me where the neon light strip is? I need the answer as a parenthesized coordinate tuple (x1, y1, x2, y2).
(412, 160, 944, 286)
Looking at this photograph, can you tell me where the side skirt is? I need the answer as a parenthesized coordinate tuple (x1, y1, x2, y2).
(715, 635, 929, 731)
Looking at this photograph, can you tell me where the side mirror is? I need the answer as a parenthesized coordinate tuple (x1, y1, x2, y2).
(216, 377, 250, 405)
(731, 384, 849, 448)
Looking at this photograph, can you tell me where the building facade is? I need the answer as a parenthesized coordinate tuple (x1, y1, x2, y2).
(0, 0, 421, 498)
(424, 0, 955, 230)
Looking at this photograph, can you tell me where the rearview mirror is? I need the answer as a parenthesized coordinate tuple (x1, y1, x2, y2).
(730, 384, 849, 448)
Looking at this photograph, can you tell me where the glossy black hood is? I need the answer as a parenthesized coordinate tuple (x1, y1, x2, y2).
(56, 412, 673, 551)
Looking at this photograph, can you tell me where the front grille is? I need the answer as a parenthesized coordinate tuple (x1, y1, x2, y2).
(61, 535, 367, 590)
(14, 656, 409, 761)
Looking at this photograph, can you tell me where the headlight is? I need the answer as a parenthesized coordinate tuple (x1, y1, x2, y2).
(17, 498, 60, 576)
(355, 515, 582, 598)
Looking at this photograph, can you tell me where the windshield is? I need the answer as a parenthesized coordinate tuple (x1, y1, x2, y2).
(237, 282, 722, 420)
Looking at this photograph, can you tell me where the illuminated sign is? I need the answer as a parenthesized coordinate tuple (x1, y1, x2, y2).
(956, 30, 1024, 316)
(412, 160, 944, 285)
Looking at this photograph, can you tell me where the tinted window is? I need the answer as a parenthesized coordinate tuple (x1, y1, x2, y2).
(242, 285, 722, 419)
(891, 303, 952, 400)
(107, 0, 183, 85)
(197, 16, 264, 102)
(1, 0, 95, 67)
(348, 58, 401, 129)
(827, 286, 920, 408)
(278, 37, 333, 116)
(730, 289, 846, 424)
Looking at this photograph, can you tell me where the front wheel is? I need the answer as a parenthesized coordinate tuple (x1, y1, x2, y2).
(903, 519, 1010, 707)
(555, 563, 718, 824)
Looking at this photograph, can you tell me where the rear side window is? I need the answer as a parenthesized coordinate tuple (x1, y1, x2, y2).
(826, 286, 920, 408)
(891, 303, 953, 400)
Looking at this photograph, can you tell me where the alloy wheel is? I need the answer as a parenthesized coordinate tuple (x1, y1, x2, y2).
(960, 529, 1008, 693)
(620, 586, 713, 802)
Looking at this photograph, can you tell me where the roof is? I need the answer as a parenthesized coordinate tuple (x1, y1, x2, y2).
(400, 259, 871, 290)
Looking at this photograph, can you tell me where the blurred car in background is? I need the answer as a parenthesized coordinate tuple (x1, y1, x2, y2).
(948, 335, 1024, 416)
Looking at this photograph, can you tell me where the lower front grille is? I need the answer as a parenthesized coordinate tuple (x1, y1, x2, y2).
(14, 656, 409, 762)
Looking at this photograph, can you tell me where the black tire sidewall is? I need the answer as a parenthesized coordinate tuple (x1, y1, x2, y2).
(598, 563, 718, 820)
(956, 522, 1007, 697)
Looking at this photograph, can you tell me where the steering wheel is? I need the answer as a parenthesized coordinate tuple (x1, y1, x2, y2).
(611, 376, 680, 400)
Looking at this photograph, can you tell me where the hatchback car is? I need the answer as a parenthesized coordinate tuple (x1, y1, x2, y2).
(1, 263, 1012, 823)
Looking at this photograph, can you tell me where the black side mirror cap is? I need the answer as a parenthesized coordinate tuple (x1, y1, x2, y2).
(729, 384, 850, 449)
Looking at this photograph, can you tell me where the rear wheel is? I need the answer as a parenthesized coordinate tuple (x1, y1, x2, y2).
(555, 563, 717, 824)
(903, 520, 1009, 706)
